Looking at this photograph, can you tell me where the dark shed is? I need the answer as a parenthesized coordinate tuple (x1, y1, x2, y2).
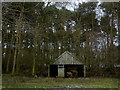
(48, 51, 86, 78)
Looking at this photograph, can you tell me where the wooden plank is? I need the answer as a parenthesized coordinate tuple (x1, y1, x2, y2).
(84, 65, 86, 77)
(53, 51, 83, 64)
(58, 65, 64, 77)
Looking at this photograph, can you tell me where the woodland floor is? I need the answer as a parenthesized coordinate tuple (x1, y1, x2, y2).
(2, 74, 120, 89)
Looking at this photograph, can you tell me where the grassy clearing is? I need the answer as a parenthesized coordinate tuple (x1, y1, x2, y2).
(2, 74, 120, 88)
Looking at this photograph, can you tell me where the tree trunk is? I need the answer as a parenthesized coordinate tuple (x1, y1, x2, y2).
(32, 38, 37, 76)
(16, 27, 23, 74)
(12, 32, 18, 75)
(6, 30, 14, 73)
(12, 8, 23, 75)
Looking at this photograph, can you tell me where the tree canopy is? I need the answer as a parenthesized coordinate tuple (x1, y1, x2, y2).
(2, 2, 120, 77)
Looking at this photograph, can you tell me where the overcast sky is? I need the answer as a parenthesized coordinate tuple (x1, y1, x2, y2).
(1, 0, 120, 2)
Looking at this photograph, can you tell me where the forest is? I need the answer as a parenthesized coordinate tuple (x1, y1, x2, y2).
(2, 2, 120, 77)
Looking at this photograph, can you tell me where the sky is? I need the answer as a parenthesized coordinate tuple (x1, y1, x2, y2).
(43, 0, 100, 11)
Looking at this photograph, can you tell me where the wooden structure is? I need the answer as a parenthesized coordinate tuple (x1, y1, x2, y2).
(48, 51, 86, 78)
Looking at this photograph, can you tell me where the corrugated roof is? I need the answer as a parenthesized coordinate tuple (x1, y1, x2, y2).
(53, 51, 83, 64)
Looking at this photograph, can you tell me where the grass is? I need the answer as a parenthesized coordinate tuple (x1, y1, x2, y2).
(2, 74, 120, 88)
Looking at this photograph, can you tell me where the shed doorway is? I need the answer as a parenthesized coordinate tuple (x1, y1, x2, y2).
(64, 64, 84, 78)
(49, 64, 84, 78)
(50, 65, 58, 77)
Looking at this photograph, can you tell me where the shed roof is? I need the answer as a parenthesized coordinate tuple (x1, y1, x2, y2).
(53, 51, 83, 64)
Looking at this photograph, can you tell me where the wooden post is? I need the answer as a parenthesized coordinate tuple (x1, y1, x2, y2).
(63, 65, 64, 77)
(48, 65, 50, 77)
(84, 65, 86, 77)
